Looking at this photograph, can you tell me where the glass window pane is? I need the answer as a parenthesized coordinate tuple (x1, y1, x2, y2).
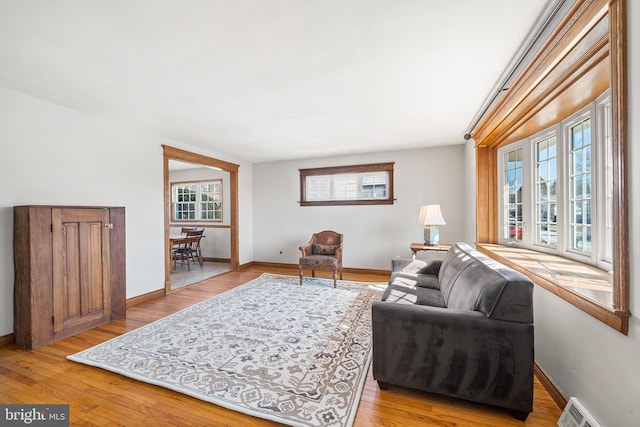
(575, 176, 583, 198)
(574, 151, 583, 174)
(538, 163, 548, 180)
(548, 139, 556, 157)
(572, 124, 583, 149)
(538, 141, 548, 160)
(574, 227, 583, 250)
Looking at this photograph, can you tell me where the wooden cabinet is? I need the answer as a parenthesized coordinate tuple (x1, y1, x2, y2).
(13, 206, 126, 349)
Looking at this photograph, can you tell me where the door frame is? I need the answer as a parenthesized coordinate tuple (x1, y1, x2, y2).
(163, 145, 240, 292)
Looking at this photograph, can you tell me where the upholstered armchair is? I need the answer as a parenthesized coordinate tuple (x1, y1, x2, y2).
(299, 230, 343, 288)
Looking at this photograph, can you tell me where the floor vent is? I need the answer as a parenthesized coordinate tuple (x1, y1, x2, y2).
(558, 397, 601, 427)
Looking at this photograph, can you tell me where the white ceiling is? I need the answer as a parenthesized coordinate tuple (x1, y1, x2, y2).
(0, 0, 551, 163)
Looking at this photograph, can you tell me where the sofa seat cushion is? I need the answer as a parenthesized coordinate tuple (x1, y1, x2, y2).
(382, 283, 418, 304)
(382, 282, 445, 307)
(415, 287, 446, 307)
(299, 255, 338, 269)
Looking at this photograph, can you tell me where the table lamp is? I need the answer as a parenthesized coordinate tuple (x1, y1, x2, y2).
(418, 204, 446, 246)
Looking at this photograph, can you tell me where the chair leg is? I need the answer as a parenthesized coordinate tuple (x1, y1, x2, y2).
(333, 270, 337, 288)
(299, 266, 303, 286)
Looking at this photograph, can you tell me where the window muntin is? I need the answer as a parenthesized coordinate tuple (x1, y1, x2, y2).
(172, 179, 222, 221)
(300, 163, 394, 206)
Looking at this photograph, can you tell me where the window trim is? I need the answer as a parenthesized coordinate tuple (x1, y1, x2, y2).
(473, 0, 629, 334)
(171, 178, 223, 222)
(299, 162, 395, 206)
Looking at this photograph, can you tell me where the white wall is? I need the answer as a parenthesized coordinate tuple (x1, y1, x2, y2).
(461, 4, 640, 425)
(252, 146, 467, 269)
(0, 88, 254, 337)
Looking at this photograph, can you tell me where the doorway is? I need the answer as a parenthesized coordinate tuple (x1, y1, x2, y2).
(163, 145, 240, 292)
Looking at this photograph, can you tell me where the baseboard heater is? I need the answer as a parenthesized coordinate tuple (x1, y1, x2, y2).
(558, 397, 601, 427)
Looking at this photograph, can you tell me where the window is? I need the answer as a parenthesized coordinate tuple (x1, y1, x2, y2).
(497, 94, 611, 270)
(535, 135, 557, 247)
(569, 118, 592, 253)
(503, 148, 524, 242)
(172, 179, 222, 221)
(299, 163, 394, 206)
(474, 0, 629, 334)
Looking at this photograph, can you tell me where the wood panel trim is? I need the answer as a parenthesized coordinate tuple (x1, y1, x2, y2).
(0, 333, 14, 348)
(474, 0, 610, 147)
(163, 145, 239, 173)
(477, 244, 628, 333)
(163, 145, 241, 291)
(299, 162, 395, 206)
(126, 289, 165, 308)
(241, 261, 391, 277)
(609, 0, 629, 318)
(168, 223, 231, 229)
(534, 362, 567, 410)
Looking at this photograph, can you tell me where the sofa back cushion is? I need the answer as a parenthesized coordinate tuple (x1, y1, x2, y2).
(438, 243, 477, 301)
(439, 243, 533, 323)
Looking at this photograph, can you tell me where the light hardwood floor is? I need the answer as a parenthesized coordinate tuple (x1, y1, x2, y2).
(0, 265, 562, 426)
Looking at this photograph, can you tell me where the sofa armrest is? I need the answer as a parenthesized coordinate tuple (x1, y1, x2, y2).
(371, 301, 533, 414)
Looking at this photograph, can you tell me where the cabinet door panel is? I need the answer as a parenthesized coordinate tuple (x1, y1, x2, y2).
(52, 208, 111, 337)
(62, 222, 81, 320)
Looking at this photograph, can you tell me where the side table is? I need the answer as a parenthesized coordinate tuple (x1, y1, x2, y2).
(410, 243, 451, 259)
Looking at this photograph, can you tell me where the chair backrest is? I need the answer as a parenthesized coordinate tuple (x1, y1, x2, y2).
(311, 230, 343, 257)
(185, 230, 204, 249)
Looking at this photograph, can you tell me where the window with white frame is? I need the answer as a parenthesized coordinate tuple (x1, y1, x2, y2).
(569, 117, 592, 254)
(172, 179, 222, 221)
(497, 91, 612, 271)
(535, 135, 558, 247)
(503, 147, 524, 242)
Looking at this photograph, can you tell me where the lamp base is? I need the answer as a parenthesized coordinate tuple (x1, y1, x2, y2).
(424, 225, 440, 246)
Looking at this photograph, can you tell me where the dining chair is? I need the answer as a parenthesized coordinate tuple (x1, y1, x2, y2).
(172, 230, 204, 270)
(185, 229, 204, 268)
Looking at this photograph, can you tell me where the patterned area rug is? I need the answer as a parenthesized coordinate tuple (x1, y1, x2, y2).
(68, 273, 385, 427)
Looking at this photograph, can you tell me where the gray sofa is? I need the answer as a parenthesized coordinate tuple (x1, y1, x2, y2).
(372, 242, 534, 420)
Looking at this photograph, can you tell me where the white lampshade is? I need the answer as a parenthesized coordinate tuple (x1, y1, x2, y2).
(417, 204, 446, 225)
